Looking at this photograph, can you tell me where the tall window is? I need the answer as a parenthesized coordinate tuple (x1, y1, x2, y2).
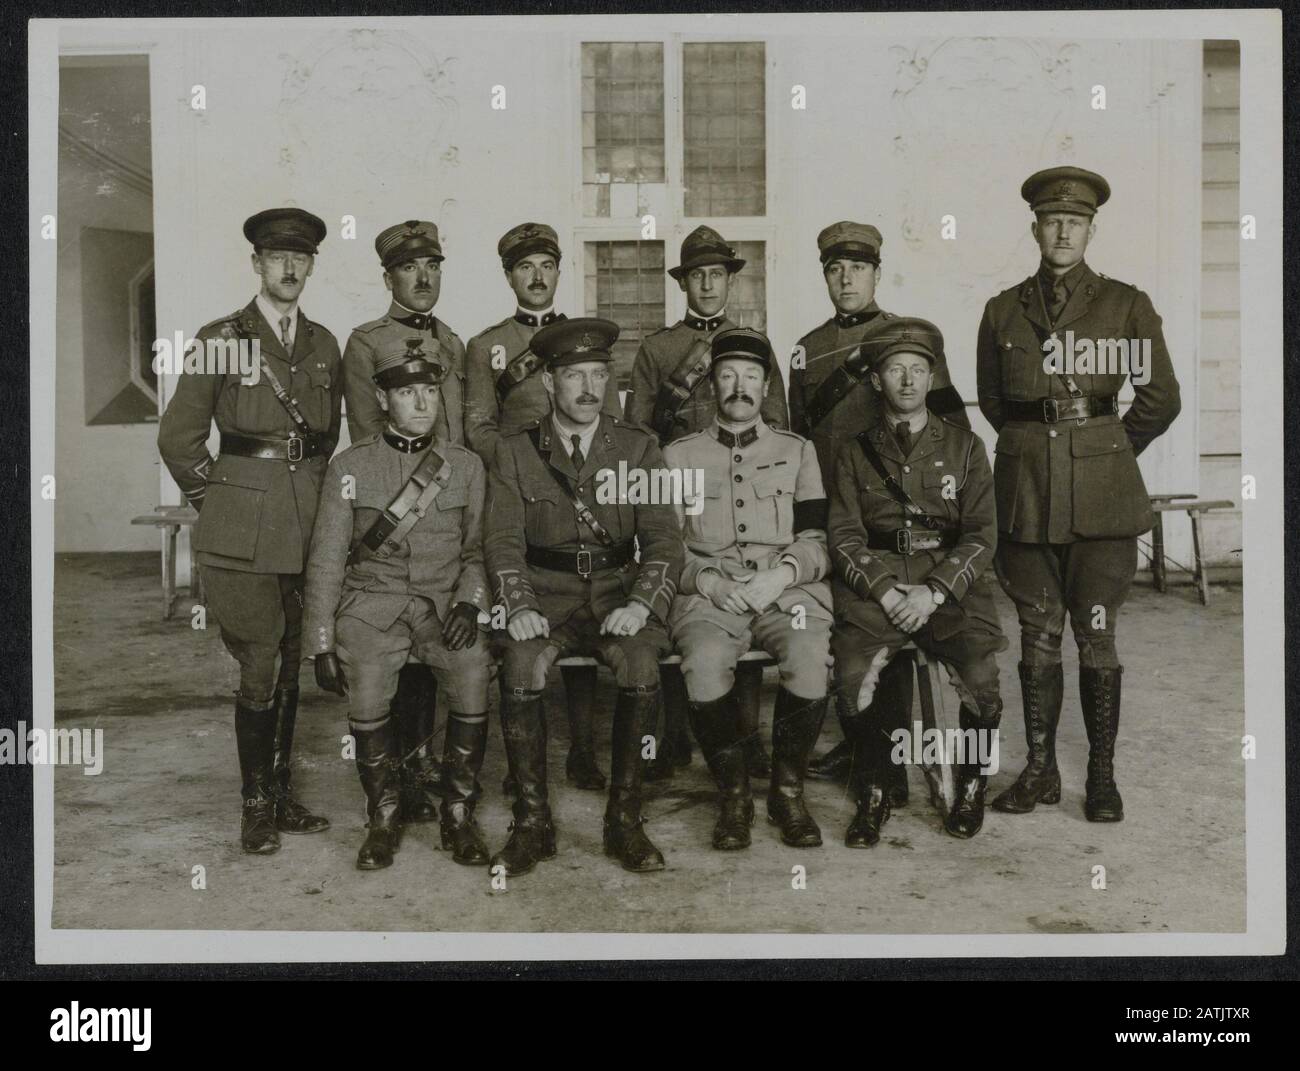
(584, 240, 666, 383)
(582, 42, 665, 218)
(683, 42, 766, 217)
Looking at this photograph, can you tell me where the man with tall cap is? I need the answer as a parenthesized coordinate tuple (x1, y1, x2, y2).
(159, 207, 339, 854)
(663, 328, 832, 851)
(791, 221, 970, 804)
(485, 317, 684, 877)
(828, 318, 1006, 845)
(305, 340, 492, 869)
(341, 219, 468, 827)
(977, 167, 1180, 823)
(625, 226, 790, 782)
(465, 223, 621, 794)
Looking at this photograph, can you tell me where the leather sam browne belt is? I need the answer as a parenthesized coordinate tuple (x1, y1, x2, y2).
(866, 528, 959, 554)
(526, 542, 635, 579)
(1002, 395, 1119, 424)
(221, 431, 331, 462)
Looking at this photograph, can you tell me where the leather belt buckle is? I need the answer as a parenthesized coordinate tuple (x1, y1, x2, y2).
(287, 436, 304, 462)
(1041, 398, 1061, 424)
(576, 550, 592, 578)
(895, 529, 912, 554)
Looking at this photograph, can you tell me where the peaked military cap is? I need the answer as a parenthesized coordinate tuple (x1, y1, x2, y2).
(499, 222, 562, 270)
(711, 327, 772, 373)
(243, 207, 327, 254)
(817, 221, 882, 266)
(375, 219, 444, 269)
(668, 225, 746, 280)
(532, 317, 618, 369)
(372, 337, 447, 389)
(1021, 166, 1111, 217)
(866, 317, 944, 370)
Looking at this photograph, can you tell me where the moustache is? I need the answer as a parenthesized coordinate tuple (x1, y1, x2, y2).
(575, 395, 599, 404)
(725, 393, 755, 405)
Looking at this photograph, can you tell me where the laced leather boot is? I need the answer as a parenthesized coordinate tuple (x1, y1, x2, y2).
(945, 702, 1001, 839)
(766, 688, 827, 848)
(992, 663, 1063, 813)
(271, 687, 330, 834)
(396, 664, 443, 821)
(735, 661, 771, 779)
(439, 713, 490, 865)
(688, 691, 754, 850)
(561, 663, 606, 791)
(604, 688, 666, 872)
(491, 690, 557, 876)
(236, 698, 280, 854)
(1081, 666, 1124, 822)
(354, 720, 403, 870)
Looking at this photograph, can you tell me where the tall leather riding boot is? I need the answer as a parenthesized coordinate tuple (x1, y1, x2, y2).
(235, 698, 280, 854)
(992, 663, 1064, 814)
(845, 712, 892, 848)
(439, 713, 490, 865)
(1081, 666, 1124, 822)
(643, 666, 681, 783)
(688, 692, 753, 850)
(354, 720, 403, 870)
(396, 663, 443, 821)
(491, 690, 557, 876)
(766, 688, 826, 848)
(604, 688, 666, 872)
(945, 700, 1002, 839)
(270, 687, 330, 834)
(735, 660, 771, 779)
(561, 663, 605, 790)
(667, 664, 694, 766)
(809, 655, 911, 807)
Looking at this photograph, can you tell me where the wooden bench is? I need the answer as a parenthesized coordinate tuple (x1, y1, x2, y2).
(130, 505, 201, 620)
(1148, 494, 1236, 605)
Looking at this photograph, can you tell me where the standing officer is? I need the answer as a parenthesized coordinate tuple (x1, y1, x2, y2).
(158, 207, 339, 854)
(484, 318, 684, 876)
(977, 167, 1180, 823)
(663, 328, 832, 851)
(791, 222, 968, 797)
(304, 341, 492, 869)
(465, 223, 620, 793)
(625, 226, 790, 782)
(341, 220, 468, 827)
(828, 318, 1006, 845)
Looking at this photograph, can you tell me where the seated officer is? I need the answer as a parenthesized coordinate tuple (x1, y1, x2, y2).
(485, 318, 684, 877)
(664, 329, 832, 850)
(827, 318, 1006, 846)
(303, 340, 492, 869)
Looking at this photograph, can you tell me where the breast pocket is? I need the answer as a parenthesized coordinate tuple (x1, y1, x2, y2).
(752, 466, 797, 542)
(1001, 337, 1046, 397)
(691, 475, 729, 545)
(1070, 423, 1149, 537)
(921, 469, 959, 524)
(523, 486, 574, 545)
(431, 479, 469, 529)
(298, 364, 334, 429)
(193, 460, 274, 561)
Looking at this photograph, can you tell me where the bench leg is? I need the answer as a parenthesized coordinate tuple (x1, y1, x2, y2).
(1189, 510, 1209, 606)
(162, 524, 178, 621)
(1150, 512, 1167, 593)
(913, 649, 954, 815)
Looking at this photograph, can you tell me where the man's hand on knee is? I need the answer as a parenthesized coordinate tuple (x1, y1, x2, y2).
(507, 609, 550, 642)
(313, 652, 347, 696)
(442, 601, 480, 650)
(601, 602, 650, 638)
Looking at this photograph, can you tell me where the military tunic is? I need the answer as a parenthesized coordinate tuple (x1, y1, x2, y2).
(302, 431, 491, 719)
(663, 418, 832, 702)
(342, 302, 466, 445)
(975, 262, 1181, 667)
(624, 317, 789, 444)
(485, 413, 684, 693)
(790, 303, 969, 489)
(158, 299, 343, 704)
(827, 413, 1006, 713)
(465, 314, 622, 465)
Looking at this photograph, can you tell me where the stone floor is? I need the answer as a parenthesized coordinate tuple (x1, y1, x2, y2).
(49, 552, 1246, 936)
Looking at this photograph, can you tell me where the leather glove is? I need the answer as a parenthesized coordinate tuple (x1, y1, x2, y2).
(442, 601, 480, 651)
(314, 652, 348, 696)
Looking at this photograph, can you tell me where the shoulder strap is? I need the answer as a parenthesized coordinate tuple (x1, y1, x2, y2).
(347, 448, 451, 567)
(526, 426, 615, 546)
(803, 342, 875, 431)
(232, 313, 314, 434)
(854, 431, 947, 532)
(650, 333, 715, 440)
(495, 346, 545, 404)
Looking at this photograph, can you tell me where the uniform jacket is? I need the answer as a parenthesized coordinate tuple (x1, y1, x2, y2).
(789, 302, 969, 489)
(663, 418, 832, 638)
(975, 262, 1181, 542)
(301, 433, 490, 655)
(485, 413, 684, 629)
(342, 302, 466, 444)
(157, 298, 343, 575)
(465, 313, 622, 465)
(623, 317, 789, 444)
(828, 413, 1001, 640)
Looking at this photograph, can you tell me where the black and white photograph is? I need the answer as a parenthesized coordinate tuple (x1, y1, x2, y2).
(21, 8, 1286, 970)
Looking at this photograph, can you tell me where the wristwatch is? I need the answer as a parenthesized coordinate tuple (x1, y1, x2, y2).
(927, 583, 946, 606)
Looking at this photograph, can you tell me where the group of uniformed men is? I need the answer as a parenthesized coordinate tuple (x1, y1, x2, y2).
(159, 165, 1181, 878)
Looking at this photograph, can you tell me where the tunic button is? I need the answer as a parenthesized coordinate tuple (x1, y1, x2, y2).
(289, 465, 297, 472)
(736, 499, 744, 507)
(1049, 429, 1058, 438)
(904, 520, 912, 527)
(738, 524, 747, 533)
(734, 455, 743, 463)
(734, 474, 742, 483)
(902, 465, 910, 474)
(744, 560, 755, 569)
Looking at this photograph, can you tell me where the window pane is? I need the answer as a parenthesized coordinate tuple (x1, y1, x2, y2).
(683, 41, 766, 217)
(584, 240, 666, 386)
(582, 42, 666, 217)
(728, 241, 766, 332)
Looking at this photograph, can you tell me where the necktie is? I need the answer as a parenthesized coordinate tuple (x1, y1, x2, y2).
(1047, 278, 1068, 322)
(895, 423, 913, 457)
(279, 314, 293, 352)
(570, 434, 585, 472)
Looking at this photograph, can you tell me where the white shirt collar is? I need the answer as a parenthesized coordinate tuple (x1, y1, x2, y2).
(551, 411, 599, 460)
(885, 408, 929, 434)
(255, 294, 299, 347)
